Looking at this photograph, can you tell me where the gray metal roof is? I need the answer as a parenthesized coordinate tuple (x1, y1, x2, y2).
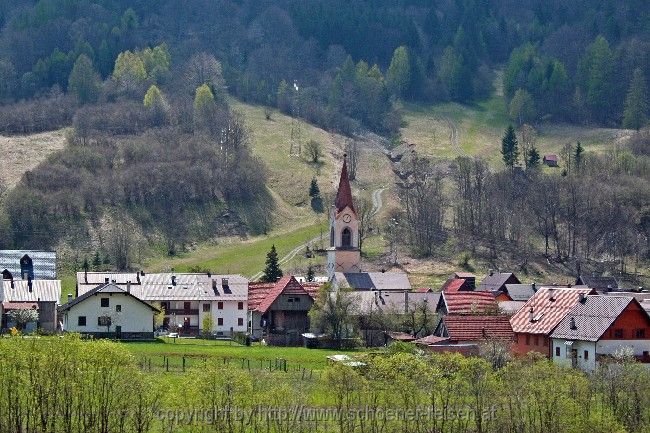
(476, 273, 519, 292)
(1, 279, 61, 303)
(341, 290, 439, 315)
(60, 283, 159, 312)
(77, 272, 248, 301)
(504, 284, 536, 301)
(0, 250, 56, 279)
(334, 272, 412, 291)
(550, 295, 635, 341)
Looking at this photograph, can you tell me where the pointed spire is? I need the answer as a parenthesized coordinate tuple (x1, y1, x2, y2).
(335, 154, 355, 214)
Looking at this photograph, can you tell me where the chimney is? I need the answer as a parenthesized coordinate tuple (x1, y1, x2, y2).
(381, 269, 386, 273)
(171, 275, 177, 286)
(212, 279, 217, 290)
(28, 276, 33, 293)
(207, 271, 211, 278)
(67, 293, 73, 303)
(606, 285, 612, 292)
(531, 282, 536, 292)
(84, 269, 88, 284)
(136, 273, 141, 284)
(127, 281, 131, 294)
(528, 307, 534, 323)
(140, 270, 145, 276)
(579, 293, 587, 303)
(488, 269, 494, 276)
(104, 277, 109, 284)
(548, 288, 555, 302)
(570, 317, 577, 330)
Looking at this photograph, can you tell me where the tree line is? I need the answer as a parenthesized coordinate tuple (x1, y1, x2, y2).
(1, 336, 648, 433)
(0, 1, 647, 137)
(392, 126, 650, 274)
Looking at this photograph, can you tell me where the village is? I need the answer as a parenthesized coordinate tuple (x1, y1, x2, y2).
(1, 160, 649, 374)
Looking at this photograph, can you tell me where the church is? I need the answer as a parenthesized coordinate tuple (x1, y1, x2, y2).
(327, 157, 411, 292)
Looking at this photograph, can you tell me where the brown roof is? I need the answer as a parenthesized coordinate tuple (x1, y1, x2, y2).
(440, 291, 498, 315)
(441, 315, 514, 342)
(510, 287, 595, 335)
(248, 276, 315, 313)
(2, 302, 39, 310)
(335, 158, 355, 214)
(413, 335, 450, 345)
(441, 278, 466, 293)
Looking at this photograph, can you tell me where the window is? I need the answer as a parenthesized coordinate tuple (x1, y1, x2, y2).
(341, 228, 352, 247)
(217, 318, 223, 326)
(525, 334, 530, 345)
(294, 297, 301, 303)
(584, 350, 589, 360)
(218, 302, 224, 310)
(100, 298, 109, 307)
(184, 302, 191, 311)
(614, 329, 624, 338)
(238, 318, 244, 326)
(238, 302, 244, 310)
(98, 316, 112, 327)
(555, 347, 560, 357)
(77, 316, 86, 326)
(116, 305, 121, 312)
(635, 329, 646, 338)
(203, 303, 211, 312)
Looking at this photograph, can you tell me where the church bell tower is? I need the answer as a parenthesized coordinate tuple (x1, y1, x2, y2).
(327, 156, 361, 280)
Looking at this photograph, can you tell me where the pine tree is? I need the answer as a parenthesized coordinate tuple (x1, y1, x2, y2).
(261, 244, 283, 282)
(92, 251, 101, 271)
(306, 264, 315, 282)
(574, 141, 584, 171)
(527, 146, 540, 168)
(309, 177, 320, 199)
(68, 54, 100, 104)
(623, 68, 648, 130)
(501, 125, 519, 169)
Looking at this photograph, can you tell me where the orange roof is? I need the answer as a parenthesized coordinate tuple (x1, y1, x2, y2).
(335, 158, 355, 214)
(441, 278, 466, 293)
(442, 315, 514, 342)
(510, 287, 595, 335)
(248, 276, 316, 313)
(441, 291, 497, 314)
(2, 302, 39, 310)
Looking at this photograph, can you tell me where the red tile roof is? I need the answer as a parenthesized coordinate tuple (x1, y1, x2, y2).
(510, 287, 595, 335)
(544, 154, 558, 161)
(441, 278, 466, 293)
(335, 158, 356, 214)
(443, 315, 514, 342)
(248, 276, 317, 313)
(441, 291, 498, 314)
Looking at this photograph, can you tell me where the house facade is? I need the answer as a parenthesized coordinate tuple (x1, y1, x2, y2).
(60, 283, 158, 339)
(1, 276, 60, 332)
(550, 295, 650, 371)
(510, 287, 595, 357)
(76, 272, 248, 336)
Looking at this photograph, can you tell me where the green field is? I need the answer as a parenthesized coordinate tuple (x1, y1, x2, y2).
(123, 337, 360, 371)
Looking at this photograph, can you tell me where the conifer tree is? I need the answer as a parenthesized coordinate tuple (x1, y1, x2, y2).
(527, 146, 540, 168)
(501, 125, 519, 169)
(68, 54, 100, 104)
(261, 244, 283, 282)
(574, 141, 584, 171)
(306, 264, 315, 282)
(623, 68, 648, 130)
(309, 177, 320, 199)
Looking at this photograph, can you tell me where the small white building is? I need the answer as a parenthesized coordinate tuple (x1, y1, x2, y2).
(550, 295, 650, 372)
(60, 283, 159, 339)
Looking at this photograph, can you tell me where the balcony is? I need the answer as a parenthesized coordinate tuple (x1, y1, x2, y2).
(166, 309, 199, 316)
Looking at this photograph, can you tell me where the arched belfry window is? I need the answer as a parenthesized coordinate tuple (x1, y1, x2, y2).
(341, 227, 352, 248)
(330, 227, 335, 247)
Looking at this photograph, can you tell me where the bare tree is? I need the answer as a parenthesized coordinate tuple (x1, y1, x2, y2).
(343, 137, 359, 180)
(355, 194, 373, 251)
(519, 123, 537, 167)
(183, 52, 226, 100)
(104, 216, 137, 270)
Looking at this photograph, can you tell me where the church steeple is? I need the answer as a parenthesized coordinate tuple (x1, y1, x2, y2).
(327, 156, 361, 279)
(335, 156, 355, 215)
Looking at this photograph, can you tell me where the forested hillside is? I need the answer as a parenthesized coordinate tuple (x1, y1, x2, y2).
(0, 0, 648, 277)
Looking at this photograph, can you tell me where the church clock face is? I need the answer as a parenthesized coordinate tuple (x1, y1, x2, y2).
(343, 214, 351, 223)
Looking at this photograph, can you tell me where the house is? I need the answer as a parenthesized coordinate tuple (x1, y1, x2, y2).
(327, 159, 411, 291)
(576, 275, 619, 292)
(432, 315, 514, 345)
(436, 291, 498, 315)
(454, 272, 476, 290)
(441, 277, 472, 292)
(498, 283, 538, 302)
(510, 287, 595, 357)
(543, 154, 558, 167)
(0, 250, 57, 279)
(1, 275, 60, 332)
(60, 283, 159, 339)
(247, 276, 319, 345)
(550, 295, 650, 371)
(76, 272, 248, 336)
(497, 300, 527, 316)
(476, 271, 520, 293)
